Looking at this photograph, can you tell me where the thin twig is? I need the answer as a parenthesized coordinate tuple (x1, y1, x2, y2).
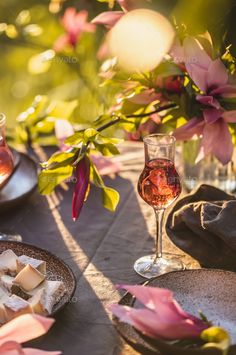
(97, 102, 177, 132)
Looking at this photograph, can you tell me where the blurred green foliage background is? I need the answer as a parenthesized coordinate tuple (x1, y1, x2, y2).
(1, 0, 236, 138)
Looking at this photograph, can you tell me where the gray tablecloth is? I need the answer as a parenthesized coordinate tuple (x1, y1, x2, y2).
(0, 142, 198, 355)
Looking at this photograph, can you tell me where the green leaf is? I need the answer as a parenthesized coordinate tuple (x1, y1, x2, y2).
(36, 118, 55, 134)
(47, 100, 78, 119)
(89, 160, 120, 211)
(90, 160, 104, 187)
(64, 132, 84, 146)
(17, 95, 49, 125)
(102, 187, 120, 211)
(41, 151, 76, 169)
(94, 142, 120, 156)
(201, 327, 231, 355)
(95, 135, 123, 145)
(93, 115, 113, 128)
(83, 128, 99, 142)
(38, 165, 73, 195)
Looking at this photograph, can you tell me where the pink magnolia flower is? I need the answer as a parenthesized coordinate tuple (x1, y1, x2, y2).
(109, 284, 209, 340)
(173, 37, 236, 164)
(0, 314, 60, 354)
(92, 0, 144, 28)
(54, 7, 96, 52)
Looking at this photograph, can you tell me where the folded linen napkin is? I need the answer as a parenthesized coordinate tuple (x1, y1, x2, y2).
(166, 184, 236, 270)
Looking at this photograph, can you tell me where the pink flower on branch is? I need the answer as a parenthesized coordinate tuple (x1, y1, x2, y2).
(109, 285, 208, 340)
(54, 7, 96, 52)
(173, 37, 236, 164)
(91, 0, 150, 28)
(0, 314, 60, 354)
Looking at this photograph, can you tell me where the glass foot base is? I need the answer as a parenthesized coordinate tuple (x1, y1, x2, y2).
(134, 254, 185, 279)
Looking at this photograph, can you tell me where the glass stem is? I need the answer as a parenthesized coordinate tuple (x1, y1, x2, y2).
(154, 208, 165, 260)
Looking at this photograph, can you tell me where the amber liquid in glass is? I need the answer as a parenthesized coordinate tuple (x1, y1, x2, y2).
(138, 158, 181, 209)
(0, 142, 13, 188)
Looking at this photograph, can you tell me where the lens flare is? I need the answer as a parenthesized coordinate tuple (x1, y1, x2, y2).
(107, 9, 175, 73)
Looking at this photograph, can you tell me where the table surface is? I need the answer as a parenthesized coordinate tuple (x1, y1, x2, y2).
(0, 142, 199, 355)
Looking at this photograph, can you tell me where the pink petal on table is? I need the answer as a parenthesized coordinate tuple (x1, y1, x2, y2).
(116, 285, 183, 322)
(0, 315, 55, 346)
(173, 117, 204, 140)
(116, 285, 201, 324)
(196, 95, 221, 109)
(0, 340, 24, 354)
(183, 37, 211, 71)
(23, 349, 61, 355)
(210, 84, 236, 98)
(203, 108, 222, 124)
(109, 304, 207, 340)
(91, 11, 124, 29)
(198, 119, 233, 165)
(222, 110, 236, 123)
(207, 59, 228, 90)
(72, 157, 90, 221)
(90, 155, 120, 176)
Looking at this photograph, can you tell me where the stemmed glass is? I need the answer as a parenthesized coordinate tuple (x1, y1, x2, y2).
(134, 133, 184, 278)
(0, 113, 22, 242)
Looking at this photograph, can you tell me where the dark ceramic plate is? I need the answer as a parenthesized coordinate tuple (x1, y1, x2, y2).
(114, 269, 236, 355)
(0, 241, 77, 315)
(0, 152, 38, 212)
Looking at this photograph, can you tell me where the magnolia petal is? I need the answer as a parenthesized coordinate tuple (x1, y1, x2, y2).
(61, 7, 77, 32)
(116, 285, 182, 320)
(23, 349, 61, 355)
(186, 63, 208, 92)
(173, 117, 204, 140)
(203, 108, 222, 124)
(169, 38, 185, 64)
(196, 95, 221, 109)
(53, 34, 69, 52)
(74, 11, 96, 33)
(109, 304, 207, 340)
(116, 285, 203, 325)
(200, 120, 233, 165)
(222, 110, 236, 123)
(207, 59, 228, 90)
(183, 37, 211, 71)
(129, 90, 161, 105)
(91, 11, 124, 29)
(210, 84, 236, 98)
(117, 0, 136, 11)
(0, 340, 24, 354)
(0, 315, 55, 346)
(72, 156, 90, 221)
